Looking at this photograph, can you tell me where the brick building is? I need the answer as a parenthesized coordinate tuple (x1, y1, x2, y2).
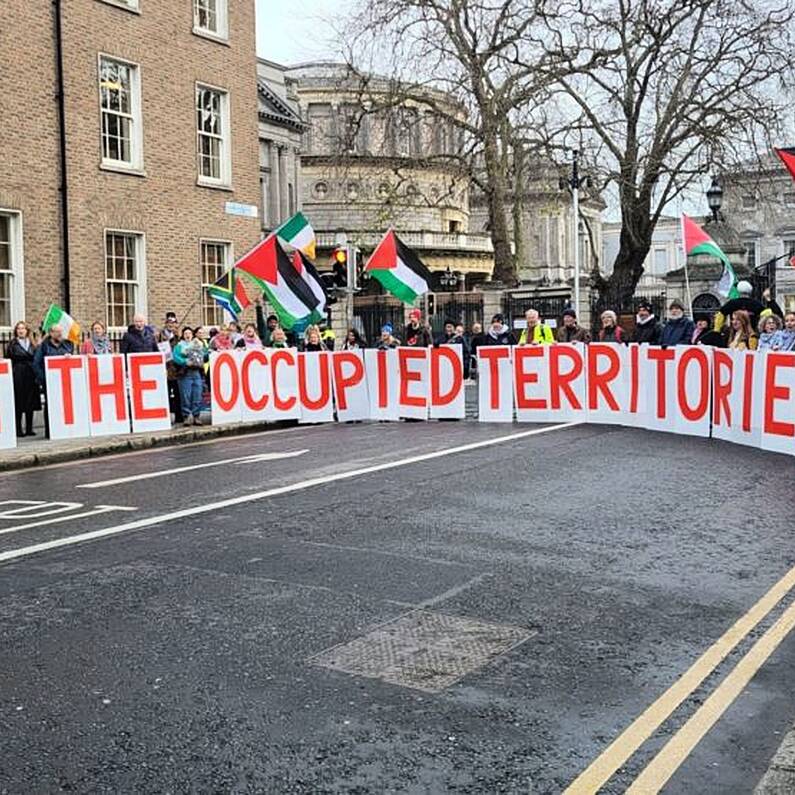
(0, 0, 261, 333)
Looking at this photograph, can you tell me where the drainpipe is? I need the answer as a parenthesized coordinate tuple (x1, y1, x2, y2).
(53, 0, 71, 312)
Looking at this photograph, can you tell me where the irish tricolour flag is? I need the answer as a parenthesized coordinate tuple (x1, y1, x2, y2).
(276, 212, 316, 261)
(236, 236, 323, 330)
(365, 230, 432, 304)
(42, 304, 81, 345)
(682, 214, 738, 299)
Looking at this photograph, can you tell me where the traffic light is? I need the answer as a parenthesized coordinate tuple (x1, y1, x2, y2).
(331, 246, 348, 288)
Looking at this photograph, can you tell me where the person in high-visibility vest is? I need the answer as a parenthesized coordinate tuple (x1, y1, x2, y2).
(517, 309, 554, 345)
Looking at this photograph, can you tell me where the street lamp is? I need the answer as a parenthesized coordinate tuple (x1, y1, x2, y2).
(706, 177, 723, 223)
(565, 151, 591, 319)
(439, 266, 459, 291)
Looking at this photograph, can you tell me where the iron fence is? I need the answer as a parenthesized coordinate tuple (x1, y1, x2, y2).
(589, 291, 668, 336)
(502, 293, 571, 327)
(428, 292, 484, 333)
(352, 295, 406, 345)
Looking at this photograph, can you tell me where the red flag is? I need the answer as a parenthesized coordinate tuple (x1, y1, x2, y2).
(789, 254, 795, 269)
(774, 147, 795, 183)
(234, 276, 250, 310)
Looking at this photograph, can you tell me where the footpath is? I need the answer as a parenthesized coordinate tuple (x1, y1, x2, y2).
(0, 384, 481, 473)
(756, 723, 795, 793)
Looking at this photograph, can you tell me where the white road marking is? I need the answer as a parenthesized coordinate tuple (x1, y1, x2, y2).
(0, 506, 137, 536)
(76, 450, 309, 489)
(0, 422, 579, 565)
(0, 501, 82, 519)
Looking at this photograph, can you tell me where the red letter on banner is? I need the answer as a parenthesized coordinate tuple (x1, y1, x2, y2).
(677, 348, 710, 422)
(241, 349, 269, 412)
(742, 353, 755, 433)
(87, 355, 126, 422)
(47, 356, 84, 425)
(333, 351, 365, 411)
(398, 347, 426, 408)
(514, 347, 546, 410)
(647, 348, 675, 419)
(713, 350, 733, 426)
(430, 347, 463, 406)
(211, 351, 241, 413)
(479, 346, 511, 410)
(764, 353, 795, 438)
(587, 344, 621, 411)
(298, 352, 331, 411)
(550, 345, 583, 410)
(129, 353, 169, 421)
(271, 349, 297, 412)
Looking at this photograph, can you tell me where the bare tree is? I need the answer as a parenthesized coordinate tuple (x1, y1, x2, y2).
(345, 0, 551, 285)
(536, 0, 795, 308)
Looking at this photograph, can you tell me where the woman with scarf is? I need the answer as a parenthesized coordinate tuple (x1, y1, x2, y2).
(758, 314, 782, 350)
(598, 311, 626, 343)
(80, 321, 112, 355)
(6, 320, 41, 437)
(173, 327, 209, 426)
(340, 327, 366, 351)
(209, 325, 235, 352)
(236, 323, 263, 350)
(772, 312, 795, 351)
(302, 325, 327, 352)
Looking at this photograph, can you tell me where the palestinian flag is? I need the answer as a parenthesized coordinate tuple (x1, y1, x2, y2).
(681, 214, 739, 299)
(774, 147, 795, 183)
(276, 212, 316, 260)
(207, 268, 250, 320)
(365, 230, 432, 304)
(42, 303, 81, 345)
(236, 236, 322, 330)
(292, 249, 327, 316)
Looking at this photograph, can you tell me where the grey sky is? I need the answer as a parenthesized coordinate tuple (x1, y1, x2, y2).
(256, 0, 347, 65)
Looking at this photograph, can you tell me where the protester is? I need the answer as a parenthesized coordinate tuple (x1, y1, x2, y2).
(227, 320, 243, 346)
(631, 300, 662, 345)
(483, 313, 516, 345)
(173, 327, 208, 426)
(556, 309, 590, 343)
(157, 313, 183, 424)
(320, 321, 336, 351)
(238, 323, 263, 349)
(7, 321, 41, 437)
(660, 300, 695, 347)
(209, 325, 235, 351)
(403, 308, 432, 347)
(120, 314, 158, 354)
(341, 327, 366, 351)
(449, 323, 471, 378)
(691, 313, 711, 344)
(435, 320, 456, 347)
(727, 309, 758, 350)
(518, 309, 554, 345)
(758, 314, 783, 350)
(255, 298, 280, 346)
(598, 311, 625, 343)
(80, 321, 112, 355)
(375, 324, 400, 349)
(32, 323, 74, 439)
(303, 325, 327, 352)
(772, 312, 795, 351)
(269, 327, 289, 348)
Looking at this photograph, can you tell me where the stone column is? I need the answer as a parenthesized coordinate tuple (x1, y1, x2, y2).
(271, 144, 281, 226)
(278, 146, 289, 221)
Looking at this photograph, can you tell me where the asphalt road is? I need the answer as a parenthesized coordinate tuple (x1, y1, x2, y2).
(1, 419, 794, 793)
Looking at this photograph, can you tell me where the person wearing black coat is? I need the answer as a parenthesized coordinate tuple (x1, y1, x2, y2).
(119, 314, 159, 354)
(660, 299, 695, 347)
(32, 326, 75, 439)
(631, 301, 662, 345)
(482, 314, 517, 345)
(6, 321, 41, 437)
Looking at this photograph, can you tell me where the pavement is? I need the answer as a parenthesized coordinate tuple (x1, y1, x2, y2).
(1, 419, 794, 793)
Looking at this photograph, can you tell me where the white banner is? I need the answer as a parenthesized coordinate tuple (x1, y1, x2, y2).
(430, 345, 465, 420)
(0, 359, 17, 449)
(477, 346, 514, 422)
(298, 352, 334, 424)
(211, 350, 243, 426)
(397, 347, 429, 420)
(332, 350, 370, 422)
(86, 354, 130, 436)
(365, 348, 400, 421)
(127, 352, 171, 433)
(45, 355, 90, 440)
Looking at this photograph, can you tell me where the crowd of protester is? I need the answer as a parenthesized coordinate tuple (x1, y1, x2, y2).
(5, 286, 795, 439)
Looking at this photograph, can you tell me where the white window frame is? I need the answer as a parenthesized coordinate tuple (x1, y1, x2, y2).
(98, 53, 144, 173)
(97, 0, 140, 12)
(104, 229, 147, 330)
(743, 237, 760, 270)
(0, 210, 25, 331)
(783, 236, 795, 259)
(741, 193, 757, 211)
(784, 192, 795, 209)
(199, 238, 233, 326)
(193, 0, 228, 41)
(196, 83, 232, 188)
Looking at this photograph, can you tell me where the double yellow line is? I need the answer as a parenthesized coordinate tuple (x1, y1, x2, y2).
(565, 565, 795, 794)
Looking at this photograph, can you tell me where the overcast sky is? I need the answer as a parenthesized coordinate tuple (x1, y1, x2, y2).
(256, 0, 347, 65)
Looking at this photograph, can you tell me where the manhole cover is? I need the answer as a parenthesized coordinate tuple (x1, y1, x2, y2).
(310, 610, 535, 692)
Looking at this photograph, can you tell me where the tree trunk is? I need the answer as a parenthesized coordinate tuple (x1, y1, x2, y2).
(512, 142, 526, 279)
(481, 126, 517, 285)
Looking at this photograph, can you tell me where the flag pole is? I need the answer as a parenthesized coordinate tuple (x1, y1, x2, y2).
(679, 212, 694, 318)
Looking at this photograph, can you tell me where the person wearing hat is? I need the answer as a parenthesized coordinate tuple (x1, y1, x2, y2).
(403, 308, 432, 347)
(660, 299, 695, 347)
(631, 300, 662, 345)
(376, 323, 400, 349)
(483, 313, 516, 346)
(517, 309, 554, 345)
(556, 308, 591, 343)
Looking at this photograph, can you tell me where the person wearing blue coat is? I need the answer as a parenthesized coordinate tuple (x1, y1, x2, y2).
(660, 300, 695, 347)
